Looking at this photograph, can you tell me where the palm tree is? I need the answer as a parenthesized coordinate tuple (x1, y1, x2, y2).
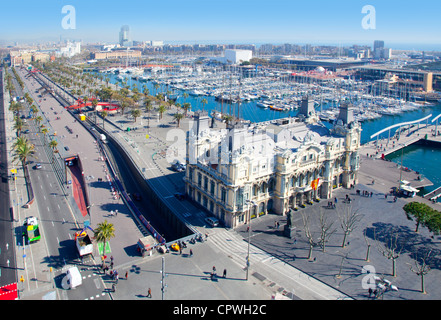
(101, 110, 108, 129)
(144, 99, 153, 131)
(158, 104, 166, 120)
(49, 140, 58, 152)
(131, 109, 141, 122)
(34, 115, 43, 128)
(94, 220, 115, 258)
(183, 103, 191, 117)
(41, 127, 49, 143)
(201, 98, 208, 112)
(13, 117, 26, 136)
(12, 138, 35, 165)
(173, 112, 184, 128)
(222, 114, 234, 126)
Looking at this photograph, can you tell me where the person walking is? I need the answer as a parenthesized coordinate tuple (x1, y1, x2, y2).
(223, 269, 227, 278)
(189, 249, 193, 257)
(125, 271, 128, 280)
(147, 288, 152, 298)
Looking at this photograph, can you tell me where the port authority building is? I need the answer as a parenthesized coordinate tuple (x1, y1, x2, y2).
(184, 97, 361, 228)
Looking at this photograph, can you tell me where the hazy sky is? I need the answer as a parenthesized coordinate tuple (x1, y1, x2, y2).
(1, 0, 440, 49)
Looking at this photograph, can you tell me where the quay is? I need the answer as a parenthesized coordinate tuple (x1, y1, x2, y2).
(359, 118, 441, 210)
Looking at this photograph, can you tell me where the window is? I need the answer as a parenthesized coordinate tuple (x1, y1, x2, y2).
(198, 173, 202, 187)
(221, 187, 226, 203)
(204, 176, 208, 190)
(210, 181, 215, 195)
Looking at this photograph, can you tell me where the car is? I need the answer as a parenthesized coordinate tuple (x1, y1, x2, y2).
(34, 163, 42, 170)
(205, 217, 219, 227)
(64, 146, 70, 151)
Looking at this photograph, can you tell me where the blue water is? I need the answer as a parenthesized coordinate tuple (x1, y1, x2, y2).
(92, 71, 441, 194)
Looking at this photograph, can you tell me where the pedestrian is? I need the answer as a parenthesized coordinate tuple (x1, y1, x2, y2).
(125, 271, 128, 280)
(189, 249, 193, 257)
(212, 266, 216, 273)
(334, 197, 338, 204)
(223, 269, 227, 278)
(112, 283, 116, 293)
(368, 288, 373, 299)
(147, 288, 152, 298)
(385, 194, 387, 199)
(370, 192, 373, 197)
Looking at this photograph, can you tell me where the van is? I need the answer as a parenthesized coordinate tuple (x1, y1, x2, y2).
(205, 217, 219, 227)
(66, 266, 82, 289)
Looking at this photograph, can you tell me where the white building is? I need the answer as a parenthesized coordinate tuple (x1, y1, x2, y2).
(184, 97, 361, 228)
(56, 41, 81, 58)
(221, 49, 253, 64)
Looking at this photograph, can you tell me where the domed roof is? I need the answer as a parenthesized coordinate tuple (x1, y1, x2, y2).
(315, 66, 325, 73)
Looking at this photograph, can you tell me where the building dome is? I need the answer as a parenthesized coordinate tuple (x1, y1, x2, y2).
(315, 66, 326, 73)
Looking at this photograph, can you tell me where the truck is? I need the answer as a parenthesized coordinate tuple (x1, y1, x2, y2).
(100, 134, 107, 143)
(23, 216, 41, 243)
(75, 230, 93, 257)
(66, 266, 82, 289)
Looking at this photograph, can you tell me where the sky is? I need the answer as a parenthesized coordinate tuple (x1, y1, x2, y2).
(1, 0, 440, 50)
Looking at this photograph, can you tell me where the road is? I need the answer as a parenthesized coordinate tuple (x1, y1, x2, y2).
(6, 67, 111, 300)
(0, 68, 17, 288)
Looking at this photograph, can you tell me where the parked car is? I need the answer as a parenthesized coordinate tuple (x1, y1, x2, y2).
(205, 217, 219, 227)
(34, 163, 42, 170)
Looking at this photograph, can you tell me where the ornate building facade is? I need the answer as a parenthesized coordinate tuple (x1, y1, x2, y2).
(184, 97, 361, 228)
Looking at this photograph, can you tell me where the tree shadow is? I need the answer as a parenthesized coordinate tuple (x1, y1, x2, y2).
(364, 222, 441, 270)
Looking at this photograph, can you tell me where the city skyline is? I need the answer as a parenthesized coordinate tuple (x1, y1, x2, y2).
(1, 0, 441, 51)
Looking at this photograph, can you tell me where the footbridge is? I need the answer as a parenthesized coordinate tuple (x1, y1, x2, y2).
(369, 114, 433, 146)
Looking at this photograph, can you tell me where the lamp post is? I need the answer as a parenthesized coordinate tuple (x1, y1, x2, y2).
(245, 200, 257, 281)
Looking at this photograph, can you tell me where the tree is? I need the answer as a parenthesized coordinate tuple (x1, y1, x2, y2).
(12, 138, 35, 165)
(182, 103, 191, 117)
(222, 114, 234, 126)
(158, 105, 166, 120)
(338, 205, 363, 248)
(201, 98, 208, 112)
(144, 99, 154, 131)
(408, 249, 433, 294)
(49, 140, 58, 152)
(317, 209, 336, 252)
(375, 231, 404, 277)
(13, 117, 26, 136)
(301, 212, 317, 260)
(94, 220, 115, 258)
(101, 110, 108, 129)
(403, 202, 436, 233)
(173, 112, 184, 128)
(131, 109, 141, 122)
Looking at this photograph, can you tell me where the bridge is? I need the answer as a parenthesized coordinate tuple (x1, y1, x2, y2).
(369, 114, 432, 145)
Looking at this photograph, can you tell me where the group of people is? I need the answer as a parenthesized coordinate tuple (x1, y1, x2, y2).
(210, 266, 227, 281)
(357, 189, 373, 197)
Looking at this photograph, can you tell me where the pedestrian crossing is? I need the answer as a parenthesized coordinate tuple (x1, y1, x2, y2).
(207, 228, 352, 300)
(207, 229, 273, 268)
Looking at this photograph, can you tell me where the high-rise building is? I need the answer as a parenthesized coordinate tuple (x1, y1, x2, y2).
(119, 25, 132, 47)
(373, 40, 384, 51)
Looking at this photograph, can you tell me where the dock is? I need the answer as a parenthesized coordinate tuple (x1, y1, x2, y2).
(423, 186, 441, 201)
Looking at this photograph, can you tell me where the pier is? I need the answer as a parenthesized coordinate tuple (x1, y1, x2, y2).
(359, 118, 441, 210)
(423, 186, 441, 201)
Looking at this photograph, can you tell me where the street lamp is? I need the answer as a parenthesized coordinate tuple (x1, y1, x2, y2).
(245, 199, 257, 281)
